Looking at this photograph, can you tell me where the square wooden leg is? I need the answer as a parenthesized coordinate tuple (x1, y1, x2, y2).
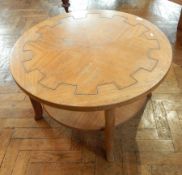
(178, 9, 182, 30)
(104, 108, 115, 162)
(147, 92, 152, 99)
(29, 97, 43, 121)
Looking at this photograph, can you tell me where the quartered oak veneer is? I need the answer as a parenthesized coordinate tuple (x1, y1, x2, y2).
(10, 10, 172, 161)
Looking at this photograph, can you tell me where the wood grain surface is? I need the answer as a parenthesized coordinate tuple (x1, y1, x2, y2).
(44, 96, 148, 130)
(10, 10, 172, 111)
(0, 0, 182, 173)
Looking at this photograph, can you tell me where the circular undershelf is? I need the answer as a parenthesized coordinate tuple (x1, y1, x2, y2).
(43, 96, 148, 130)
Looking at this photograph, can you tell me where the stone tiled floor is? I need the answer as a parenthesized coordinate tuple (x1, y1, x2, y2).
(0, 0, 182, 174)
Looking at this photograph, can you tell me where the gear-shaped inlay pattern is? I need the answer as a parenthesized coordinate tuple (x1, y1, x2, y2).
(22, 13, 159, 95)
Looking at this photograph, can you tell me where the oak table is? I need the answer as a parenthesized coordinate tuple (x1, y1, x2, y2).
(10, 10, 172, 161)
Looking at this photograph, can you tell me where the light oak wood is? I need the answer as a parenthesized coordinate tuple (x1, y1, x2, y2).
(44, 96, 148, 161)
(9, 10, 172, 161)
(29, 97, 43, 120)
(10, 10, 172, 111)
(147, 92, 152, 99)
(105, 108, 115, 162)
(43, 96, 148, 130)
(178, 9, 182, 30)
(1, 0, 182, 171)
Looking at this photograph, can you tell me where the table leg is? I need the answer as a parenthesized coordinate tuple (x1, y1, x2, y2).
(29, 97, 43, 121)
(104, 108, 115, 161)
(62, 0, 70, 13)
(178, 8, 182, 30)
(147, 92, 152, 99)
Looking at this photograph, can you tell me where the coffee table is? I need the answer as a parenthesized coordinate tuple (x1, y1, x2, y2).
(10, 10, 172, 161)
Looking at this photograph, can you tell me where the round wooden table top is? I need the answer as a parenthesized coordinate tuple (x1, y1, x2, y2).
(10, 10, 172, 111)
